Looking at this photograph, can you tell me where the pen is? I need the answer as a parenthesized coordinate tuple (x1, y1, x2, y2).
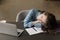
(33, 27, 37, 31)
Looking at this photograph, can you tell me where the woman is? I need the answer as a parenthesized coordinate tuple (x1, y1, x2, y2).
(24, 9, 57, 34)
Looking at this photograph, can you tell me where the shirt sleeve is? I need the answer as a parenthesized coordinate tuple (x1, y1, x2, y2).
(24, 9, 38, 28)
(34, 22, 42, 28)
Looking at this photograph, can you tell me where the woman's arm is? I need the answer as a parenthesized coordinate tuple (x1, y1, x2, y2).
(24, 9, 38, 28)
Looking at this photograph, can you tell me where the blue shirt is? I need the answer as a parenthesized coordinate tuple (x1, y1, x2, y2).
(24, 9, 42, 28)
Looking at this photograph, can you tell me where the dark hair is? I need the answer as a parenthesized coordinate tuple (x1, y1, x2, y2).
(38, 10, 45, 13)
(41, 12, 57, 33)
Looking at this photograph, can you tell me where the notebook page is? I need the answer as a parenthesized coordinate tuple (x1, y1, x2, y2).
(25, 27, 44, 35)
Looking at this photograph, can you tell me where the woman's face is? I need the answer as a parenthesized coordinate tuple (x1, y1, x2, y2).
(37, 13, 47, 25)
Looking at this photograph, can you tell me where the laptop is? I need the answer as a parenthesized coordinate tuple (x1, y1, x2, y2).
(0, 23, 24, 37)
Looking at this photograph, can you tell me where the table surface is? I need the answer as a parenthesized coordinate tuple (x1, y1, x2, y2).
(6, 22, 60, 40)
(15, 22, 60, 40)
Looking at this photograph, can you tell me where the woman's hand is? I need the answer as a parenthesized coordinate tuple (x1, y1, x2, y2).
(32, 20, 41, 25)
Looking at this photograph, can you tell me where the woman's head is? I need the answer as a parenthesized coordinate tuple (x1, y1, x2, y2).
(37, 12, 47, 24)
(44, 12, 57, 30)
(37, 11, 57, 32)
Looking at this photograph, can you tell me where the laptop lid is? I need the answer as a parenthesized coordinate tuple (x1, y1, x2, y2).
(0, 23, 18, 36)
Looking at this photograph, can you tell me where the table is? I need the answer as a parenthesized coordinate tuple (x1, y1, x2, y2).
(15, 22, 60, 40)
(7, 22, 60, 40)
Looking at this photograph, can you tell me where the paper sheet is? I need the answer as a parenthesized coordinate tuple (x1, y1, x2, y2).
(25, 27, 44, 35)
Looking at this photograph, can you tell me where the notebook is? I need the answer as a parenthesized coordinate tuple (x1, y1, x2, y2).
(25, 27, 44, 35)
(0, 23, 24, 37)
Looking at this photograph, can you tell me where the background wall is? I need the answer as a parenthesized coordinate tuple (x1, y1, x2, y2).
(43, 1, 60, 21)
(0, 0, 16, 22)
(0, 0, 60, 22)
(0, 0, 44, 22)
